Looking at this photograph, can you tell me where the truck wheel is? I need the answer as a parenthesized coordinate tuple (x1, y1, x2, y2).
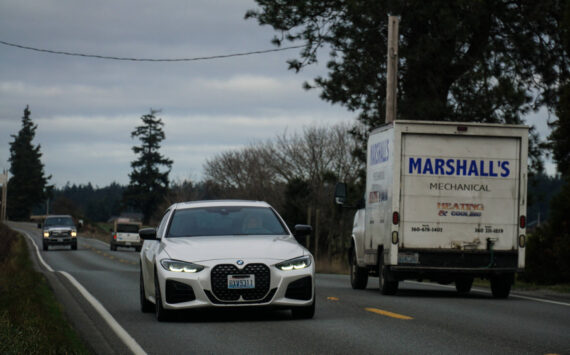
(379, 256, 398, 295)
(43, 241, 48, 251)
(350, 248, 368, 290)
(71, 241, 77, 250)
(455, 277, 473, 294)
(110, 243, 117, 251)
(491, 275, 512, 298)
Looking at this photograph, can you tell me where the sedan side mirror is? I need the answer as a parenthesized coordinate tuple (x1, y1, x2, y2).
(293, 224, 312, 247)
(139, 228, 158, 240)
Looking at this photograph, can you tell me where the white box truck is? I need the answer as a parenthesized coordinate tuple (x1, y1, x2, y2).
(335, 120, 528, 298)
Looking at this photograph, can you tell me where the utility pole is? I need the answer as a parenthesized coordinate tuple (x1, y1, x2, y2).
(385, 15, 400, 123)
(0, 169, 7, 222)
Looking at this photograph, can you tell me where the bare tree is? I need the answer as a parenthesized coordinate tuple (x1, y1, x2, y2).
(203, 122, 364, 263)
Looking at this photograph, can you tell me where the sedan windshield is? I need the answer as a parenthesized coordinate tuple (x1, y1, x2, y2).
(167, 206, 288, 237)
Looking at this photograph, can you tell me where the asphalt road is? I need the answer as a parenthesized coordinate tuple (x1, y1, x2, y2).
(9, 222, 570, 355)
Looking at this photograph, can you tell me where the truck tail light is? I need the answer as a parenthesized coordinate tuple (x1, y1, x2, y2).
(113, 234, 117, 240)
(519, 215, 526, 229)
(392, 211, 399, 225)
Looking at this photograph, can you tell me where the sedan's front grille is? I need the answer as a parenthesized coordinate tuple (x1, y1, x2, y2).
(211, 263, 270, 302)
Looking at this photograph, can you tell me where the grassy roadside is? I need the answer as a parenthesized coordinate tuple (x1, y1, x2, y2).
(0, 223, 91, 354)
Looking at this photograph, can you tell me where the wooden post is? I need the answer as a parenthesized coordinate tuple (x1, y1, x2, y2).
(385, 15, 400, 123)
(0, 170, 7, 222)
(306, 207, 312, 250)
(314, 209, 320, 262)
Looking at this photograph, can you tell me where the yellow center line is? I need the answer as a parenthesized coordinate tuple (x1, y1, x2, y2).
(365, 307, 413, 320)
(327, 296, 340, 301)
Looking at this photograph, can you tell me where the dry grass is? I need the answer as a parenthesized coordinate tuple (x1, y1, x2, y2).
(0, 223, 91, 354)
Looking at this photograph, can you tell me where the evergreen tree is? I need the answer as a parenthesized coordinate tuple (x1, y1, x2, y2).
(124, 109, 173, 224)
(7, 106, 51, 220)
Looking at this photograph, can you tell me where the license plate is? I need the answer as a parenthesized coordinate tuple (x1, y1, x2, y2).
(227, 274, 255, 289)
(398, 252, 419, 264)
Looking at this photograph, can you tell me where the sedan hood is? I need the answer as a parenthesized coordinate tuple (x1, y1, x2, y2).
(163, 235, 306, 262)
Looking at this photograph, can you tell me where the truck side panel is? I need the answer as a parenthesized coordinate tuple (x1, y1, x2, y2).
(364, 127, 394, 264)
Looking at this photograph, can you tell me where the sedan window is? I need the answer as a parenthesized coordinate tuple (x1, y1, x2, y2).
(167, 207, 287, 237)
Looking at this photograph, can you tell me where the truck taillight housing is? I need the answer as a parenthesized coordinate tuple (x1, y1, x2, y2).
(519, 215, 526, 229)
(113, 234, 117, 240)
(392, 212, 399, 225)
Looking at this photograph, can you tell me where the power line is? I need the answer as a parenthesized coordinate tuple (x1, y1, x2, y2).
(0, 39, 304, 62)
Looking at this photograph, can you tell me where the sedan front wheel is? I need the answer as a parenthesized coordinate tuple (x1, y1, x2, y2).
(154, 273, 171, 321)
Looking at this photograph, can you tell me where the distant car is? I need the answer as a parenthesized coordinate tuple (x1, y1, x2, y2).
(139, 200, 315, 321)
(110, 219, 142, 251)
(40, 215, 78, 251)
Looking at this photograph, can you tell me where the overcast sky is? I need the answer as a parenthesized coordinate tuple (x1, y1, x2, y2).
(0, 0, 555, 188)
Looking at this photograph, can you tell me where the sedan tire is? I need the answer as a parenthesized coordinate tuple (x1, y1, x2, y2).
(291, 295, 315, 319)
(140, 268, 154, 313)
(154, 273, 171, 321)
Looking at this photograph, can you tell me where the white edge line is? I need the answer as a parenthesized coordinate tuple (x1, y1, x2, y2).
(509, 294, 570, 307)
(17, 228, 53, 272)
(405, 280, 570, 307)
(16, 227, 147, 355)
(60, 271, 147, 355)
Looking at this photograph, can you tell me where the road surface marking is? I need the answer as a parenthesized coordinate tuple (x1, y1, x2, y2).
(60, 271, 147, 355)
(406, 281, 570, 307)
(327, 296, 339, 301)
(17, 228, 53, 272)
(365, 307, 413, 320)
(14, 227, 147, 355)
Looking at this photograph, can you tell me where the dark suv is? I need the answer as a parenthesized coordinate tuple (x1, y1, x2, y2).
(40, 215, 78, 251)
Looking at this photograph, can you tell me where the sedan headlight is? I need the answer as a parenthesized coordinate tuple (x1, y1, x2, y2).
(43, 231, 49, 238)
(275, 256, 312, 271)
(160, 259, 204, 273)
(71, 231, 77, 237)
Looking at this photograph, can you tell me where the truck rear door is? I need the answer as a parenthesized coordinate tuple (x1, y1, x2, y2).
(400, 133, 521, 251)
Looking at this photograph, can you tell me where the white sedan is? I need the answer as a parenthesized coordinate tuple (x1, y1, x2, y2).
(139, 200, 315, 321)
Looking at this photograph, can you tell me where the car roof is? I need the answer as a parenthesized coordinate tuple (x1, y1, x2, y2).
(171, 200, 272, 210)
